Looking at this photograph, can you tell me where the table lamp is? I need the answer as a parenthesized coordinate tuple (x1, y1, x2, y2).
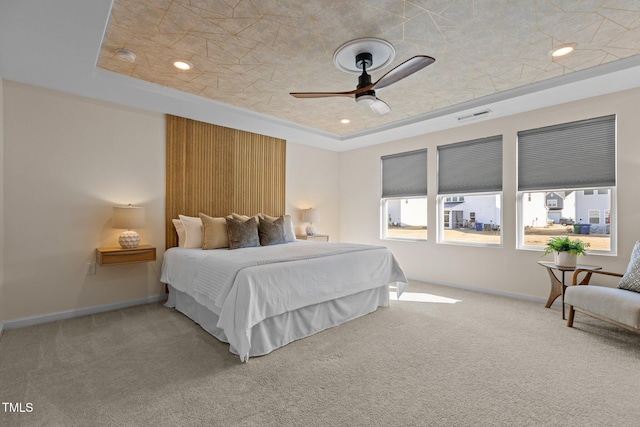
(302, 208, 319, 235)
(113, 204, 146, 248)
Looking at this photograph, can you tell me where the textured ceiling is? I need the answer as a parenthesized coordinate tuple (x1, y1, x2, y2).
(98, 0, 640, 136)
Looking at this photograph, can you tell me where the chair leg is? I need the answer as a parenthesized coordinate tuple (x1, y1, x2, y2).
(567, 305, 575, 327)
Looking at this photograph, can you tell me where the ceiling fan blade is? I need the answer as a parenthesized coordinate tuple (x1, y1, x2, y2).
(371, 55, 435, 90)
(290, 90, 357, 99)
(370, 98, 391, 116)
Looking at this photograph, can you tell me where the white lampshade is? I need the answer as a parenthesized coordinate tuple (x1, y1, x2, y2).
(301, 208, 319, 224)
(302, 208, 319, 236)
(113, 205, 145, 248)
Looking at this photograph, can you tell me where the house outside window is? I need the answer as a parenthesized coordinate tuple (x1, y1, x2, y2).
(437, 135, 503, 246)
(517, 115, 616, 253)
(381, 149, 428, 241)
(444, 196, 465, 203)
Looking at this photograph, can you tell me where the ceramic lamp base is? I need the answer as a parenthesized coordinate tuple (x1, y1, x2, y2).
(306, 224, 317, 236)
(119, 230, 141, 248)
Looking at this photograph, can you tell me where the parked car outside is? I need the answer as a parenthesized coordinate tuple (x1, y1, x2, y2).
(560, 217, 574, 225)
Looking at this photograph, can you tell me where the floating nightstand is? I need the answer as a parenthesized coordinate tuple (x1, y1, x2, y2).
(96, 245, 156, 266)
(296, 234, 329, 242)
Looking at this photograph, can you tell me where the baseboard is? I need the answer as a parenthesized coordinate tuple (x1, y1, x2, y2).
(407, 277, 555, 306)
(2, 294, 168, 331)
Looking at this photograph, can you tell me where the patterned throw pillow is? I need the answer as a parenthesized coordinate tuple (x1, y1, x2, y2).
(619, 241, 640, 293)
(258, 216, 286, 246)
(226, 217, 260, 250)
(260, 213, 296, 242)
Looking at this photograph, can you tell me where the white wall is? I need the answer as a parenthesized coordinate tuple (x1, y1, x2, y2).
(0, 76, 5, 330)
(286, 142, 341, 241)
(4, 80, 639, 322)
(3, 82, 166, 321)
(0, 81, 342, 323)
(339, 88, 640, 301)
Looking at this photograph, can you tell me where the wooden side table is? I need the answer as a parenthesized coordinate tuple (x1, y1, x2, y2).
(96, 245, 156, 266)
(296, 234, 329, 242)
(538, 261, 601, 319)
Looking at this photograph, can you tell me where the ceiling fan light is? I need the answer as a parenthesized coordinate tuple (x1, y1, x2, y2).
(370, 100, 391, 116)
(356, 94, 376, 106)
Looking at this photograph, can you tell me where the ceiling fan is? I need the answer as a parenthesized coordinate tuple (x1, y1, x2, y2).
(290, 38, 435, 116)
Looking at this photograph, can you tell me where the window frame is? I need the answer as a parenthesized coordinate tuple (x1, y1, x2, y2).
(381, 196, 428, 241)
(516, 115, 616, 255)
(437, 191, 503, 247)
(516, 187, 617, 255)
(380, 148, 428, 242)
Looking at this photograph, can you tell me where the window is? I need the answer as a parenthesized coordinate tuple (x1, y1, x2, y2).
(381, 149, 428, 240)
(547, 199, 558, 208)
(437, 135, 503, 245)
(517, 115, 616, 253)
(445, 196, 465, 202)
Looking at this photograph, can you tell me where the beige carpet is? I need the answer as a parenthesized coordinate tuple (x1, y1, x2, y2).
(1, 280, 639, 427)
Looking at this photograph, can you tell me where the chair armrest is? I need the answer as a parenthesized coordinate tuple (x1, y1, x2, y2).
(571, 269, 624, 286)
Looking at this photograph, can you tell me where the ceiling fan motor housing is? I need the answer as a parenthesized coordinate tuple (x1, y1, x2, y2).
(355, 52, 373, 70)
(355, 52, 376, 105)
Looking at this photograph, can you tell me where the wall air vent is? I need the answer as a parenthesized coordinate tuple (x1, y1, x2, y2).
(457, 109, 492, 122)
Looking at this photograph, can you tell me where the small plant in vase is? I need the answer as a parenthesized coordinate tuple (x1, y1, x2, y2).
(543, 236, 590, 267)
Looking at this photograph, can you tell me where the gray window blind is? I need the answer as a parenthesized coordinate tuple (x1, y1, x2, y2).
(437, 135, 503, 194)
(381, 149, 428, 198)
(518, 115, 616, 191)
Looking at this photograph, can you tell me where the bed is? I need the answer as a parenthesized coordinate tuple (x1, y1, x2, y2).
(160, 240, 407, 362)
(163, 119, 407, 361)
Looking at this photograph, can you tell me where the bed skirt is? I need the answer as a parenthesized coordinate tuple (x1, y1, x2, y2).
(166, 284, 390, 360)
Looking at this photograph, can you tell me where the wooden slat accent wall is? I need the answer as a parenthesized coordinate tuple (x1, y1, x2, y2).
(166, 115, 286, 248)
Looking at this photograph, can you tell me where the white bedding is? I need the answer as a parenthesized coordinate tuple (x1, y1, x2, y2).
(161, 241, 407, 361)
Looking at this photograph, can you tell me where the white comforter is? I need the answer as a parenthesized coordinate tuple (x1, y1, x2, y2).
(160, 241, 407, 361)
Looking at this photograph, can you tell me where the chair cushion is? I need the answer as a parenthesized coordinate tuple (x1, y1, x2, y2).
(565, 285, 640, 329)
(619, 241, 640, 293)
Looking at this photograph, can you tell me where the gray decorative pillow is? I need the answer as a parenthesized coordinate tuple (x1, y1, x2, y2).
(258, 216, 286, 246)
(260, 213, 296, 242)
(226, 217, 260, 250)
(619, 241, 640, 293)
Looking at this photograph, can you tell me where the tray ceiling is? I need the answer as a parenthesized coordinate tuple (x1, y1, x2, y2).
(98, 0, 640, 136)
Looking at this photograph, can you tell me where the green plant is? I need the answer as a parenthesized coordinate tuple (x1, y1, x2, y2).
(543, 236, 590, 256)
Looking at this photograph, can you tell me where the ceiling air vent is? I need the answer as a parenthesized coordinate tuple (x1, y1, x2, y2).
(457, 109, 492, 122)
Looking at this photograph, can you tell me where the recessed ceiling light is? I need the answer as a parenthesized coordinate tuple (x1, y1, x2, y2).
(550, 44, 577, 58)
(115, 48, 136, 63)
(340, 119, 351, 124)
(173, 60, 193, 70)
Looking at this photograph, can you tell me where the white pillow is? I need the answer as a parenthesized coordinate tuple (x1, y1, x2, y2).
(178, 215, 203, 249)
(172, 219, 186, 248)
